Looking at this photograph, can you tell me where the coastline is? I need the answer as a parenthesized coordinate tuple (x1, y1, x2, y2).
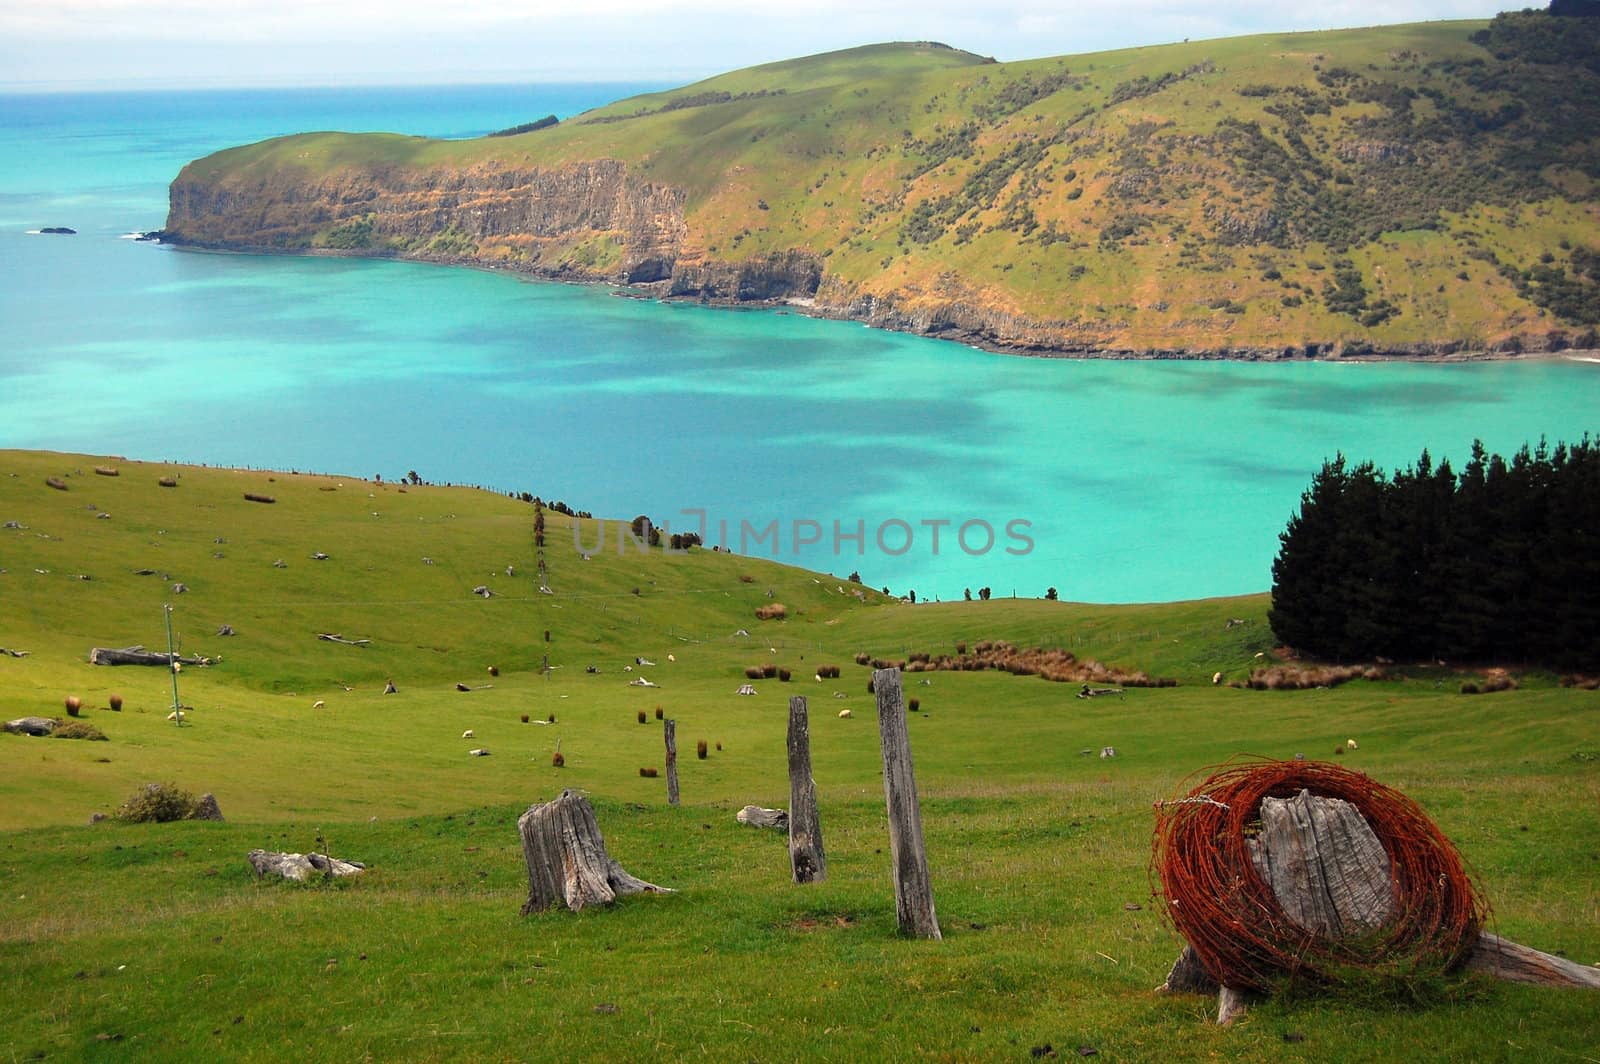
(154, 236, 1600, 367)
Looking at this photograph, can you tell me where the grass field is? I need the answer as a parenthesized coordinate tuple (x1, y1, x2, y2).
(1, 450, 1597, 1061)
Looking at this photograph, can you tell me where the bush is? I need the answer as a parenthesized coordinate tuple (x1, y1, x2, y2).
(778, 669, 792, 682)
(115, 782, 198, 823)
(52, 721, 107, 741)
(755, 603, 787, 620)
(64, 695, 82, 717)
(744, 666, 764, 680)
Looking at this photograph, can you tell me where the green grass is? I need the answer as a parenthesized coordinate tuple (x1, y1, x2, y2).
(167, 18, 1600, 354)
(1, 449, 1597, 1061)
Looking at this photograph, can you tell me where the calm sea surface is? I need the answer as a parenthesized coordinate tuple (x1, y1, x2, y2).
(1, 85, 1596, 602)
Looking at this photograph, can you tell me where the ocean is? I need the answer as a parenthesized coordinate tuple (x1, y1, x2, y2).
(1, 84, 1596, 603)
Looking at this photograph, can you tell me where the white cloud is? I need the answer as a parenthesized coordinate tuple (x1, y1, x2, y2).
(0, 0, 1506, 89)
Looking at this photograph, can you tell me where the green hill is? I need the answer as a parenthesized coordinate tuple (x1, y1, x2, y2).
(166, 13, 1600, 358)
(2, 449, 1597, 1059)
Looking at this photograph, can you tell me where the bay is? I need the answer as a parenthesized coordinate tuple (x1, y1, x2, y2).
(1, 85, 1595, 603)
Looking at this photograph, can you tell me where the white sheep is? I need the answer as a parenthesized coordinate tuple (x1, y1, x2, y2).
(1346, 738, 1359, 750)
(462, 729, 475, 739)
(312, 700, 326, 709)
(838, 708, 852, 719)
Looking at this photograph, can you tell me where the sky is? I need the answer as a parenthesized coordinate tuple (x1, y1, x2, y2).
(0, 0, 1507, 91)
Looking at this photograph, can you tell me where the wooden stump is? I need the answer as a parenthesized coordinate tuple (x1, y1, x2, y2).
(1245, 789, 1399, 938)
(787, 696, 827, 883)
(518, 789, 671, 914)
(1163, 787, 1599, 1024)
(873, 668, 940, 939)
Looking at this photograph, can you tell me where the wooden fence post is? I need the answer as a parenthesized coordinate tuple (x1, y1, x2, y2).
(787, 695, 826, 883)
(664, 718, 680, 806)
(873, 667, 940, 939)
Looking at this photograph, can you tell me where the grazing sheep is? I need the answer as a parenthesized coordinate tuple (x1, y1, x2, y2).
(462, 729, 475, 739)
(1212, 671, 1223, 685)
(838, 708, 852, 718)
(1346, 738, 1359, 750)
(312, 700, 326, 709)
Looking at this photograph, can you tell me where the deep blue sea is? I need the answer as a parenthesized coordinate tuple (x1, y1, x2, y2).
(1, 84, 1596, 602)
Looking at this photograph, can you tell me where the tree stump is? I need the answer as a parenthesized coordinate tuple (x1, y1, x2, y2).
(518, 789, 671, 914)
(1163, 787, 1599, 1024)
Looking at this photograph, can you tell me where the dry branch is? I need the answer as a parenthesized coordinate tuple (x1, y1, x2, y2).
(89, 646, 212, 667)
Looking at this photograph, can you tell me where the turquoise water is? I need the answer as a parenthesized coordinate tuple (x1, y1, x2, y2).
(2, 87, 1597, 602)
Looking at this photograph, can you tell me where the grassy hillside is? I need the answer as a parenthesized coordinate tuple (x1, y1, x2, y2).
(2, 449, 1597, 1060)
(170, 14, 1600, 356)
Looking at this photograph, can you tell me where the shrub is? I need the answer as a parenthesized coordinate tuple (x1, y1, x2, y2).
(547, 713, 556, 723)
(755, 603, 787, 620)
(115, 782, 198, 823)
(779, 669, 792, 682)
(108, 693, 123, 711)
(52, 721, 107, 741)
(762, 664, 779, 679)
(639, 767, 658, 778)
(655, 706, 664, 720)
(552, 751, 565, 768)
(637, 710, 648, 724)
(64, 695, 82, 717)
(909, 698, 921, 712)
(521, 714, 530, 724)
(744, 666, 764, 680)
(697, 740, 708, 759)
(854, 652, 871, 666)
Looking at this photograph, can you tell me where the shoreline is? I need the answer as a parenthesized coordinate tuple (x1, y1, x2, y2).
(153, 237, 1600, 367)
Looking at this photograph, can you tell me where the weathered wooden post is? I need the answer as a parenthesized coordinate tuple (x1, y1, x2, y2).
(787, 695, 826, 883)
(873, 667, 940, 939)
(664, 718, 680, 806)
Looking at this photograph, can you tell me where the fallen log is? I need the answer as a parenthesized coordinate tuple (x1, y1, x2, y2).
(1463, 932, 1600, 989)
(0, 647, 30, 658)
(4, 716, 59, 736)
(736, 805, 789, 831)
(316, 633, 371, 646)
(89, 646, 212, 667)
(518, 789, 671, 913)
(248, 849, 365, 881)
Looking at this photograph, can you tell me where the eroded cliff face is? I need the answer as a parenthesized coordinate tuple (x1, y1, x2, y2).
(166, 159, 827, 298)
(165, 158, 1592, 360)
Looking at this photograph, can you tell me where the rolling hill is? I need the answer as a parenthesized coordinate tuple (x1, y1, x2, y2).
(164, 12, 1600, 359)
(2, 448, 1597, 1060)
